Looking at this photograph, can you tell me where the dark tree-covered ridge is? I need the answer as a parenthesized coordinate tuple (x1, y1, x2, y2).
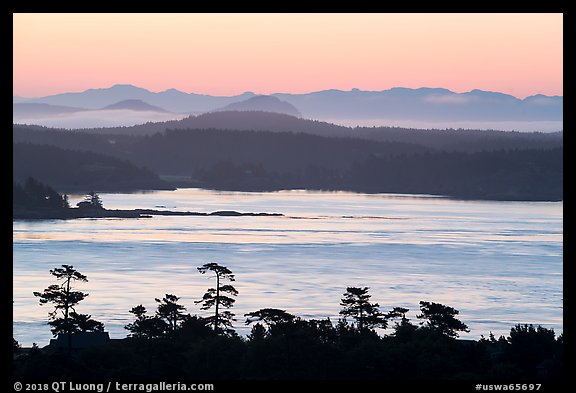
(13, 123, 562, 201)
(13, 142, 172, 193)
(20, 111, 562, 152)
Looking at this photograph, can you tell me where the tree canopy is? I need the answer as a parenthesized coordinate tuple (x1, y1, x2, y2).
(13, 177, 69, 210)
(33, 265, 104, 352)
(339, 286, 388, 333)
(23, 265, 563, 380)
(155, 294, 187, 334)
(417, 301, 470, 338)
(77, 191, 104, 209)
(196, 263, 238, 335)
(244, 308, 296, 328)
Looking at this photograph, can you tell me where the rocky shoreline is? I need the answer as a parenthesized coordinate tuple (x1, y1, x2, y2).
(13, 207, 283, 220)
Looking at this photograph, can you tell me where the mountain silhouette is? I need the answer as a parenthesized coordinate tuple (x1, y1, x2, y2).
(102, 99, 169, 112)
(77, 111, 352, 137)
(27, 84, 255, 113)
(212, 95, 301, 117)
(15, 84, 563, 131)
(272, 87, 563, 122)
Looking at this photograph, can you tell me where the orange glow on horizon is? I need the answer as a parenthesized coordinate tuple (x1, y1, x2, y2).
(13, 13, 563, 99)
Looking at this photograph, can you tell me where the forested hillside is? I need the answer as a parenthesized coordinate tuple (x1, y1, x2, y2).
(19, 111, 562, 153)
(13, 143, 172, 192)
(13, 122, 563, 201)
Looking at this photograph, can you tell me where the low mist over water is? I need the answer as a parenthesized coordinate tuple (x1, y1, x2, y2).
(326, 118, 563, 133)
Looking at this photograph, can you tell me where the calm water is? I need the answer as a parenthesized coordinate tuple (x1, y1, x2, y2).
(13, 189, 563, 346)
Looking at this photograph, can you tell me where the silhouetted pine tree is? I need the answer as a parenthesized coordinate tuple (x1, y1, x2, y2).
(33, 265, 104, 353)
(196, 263, 238, 335)
(339, 287, 388, 333)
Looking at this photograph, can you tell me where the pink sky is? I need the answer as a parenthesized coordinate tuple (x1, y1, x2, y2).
(13, 13, 563, 99)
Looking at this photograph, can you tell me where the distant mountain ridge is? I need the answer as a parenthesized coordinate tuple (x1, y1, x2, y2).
(16, 84, 256, 113)
(274, 87, 562, 122)
(14, 84, 563, 131)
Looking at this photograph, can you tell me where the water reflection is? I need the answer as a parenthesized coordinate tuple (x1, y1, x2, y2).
(13, 189, 562, 346)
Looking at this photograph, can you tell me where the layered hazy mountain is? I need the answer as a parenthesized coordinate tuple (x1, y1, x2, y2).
(16, 84, 255, 112)
(13, 95, 187, 129)
(14, 84, 563, 131)
(101, 99, 169, 112)
(212, 95, 301, 117)
(275, 88, 563, 131)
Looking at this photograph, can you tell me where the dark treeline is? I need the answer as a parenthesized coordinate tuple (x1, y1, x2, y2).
(13, 177, 70, 210)
(13, 142, 172, 193)
(186, 148, 562, 201)
(24, 111, 562, 153)
(345, 148, 563, 200)
(13, 178, 133, 219)
(13, 120, 563, 200)
(13, 316, 564, 381)
(13, 125, 428, 173)
(13, 264, 563, 381)
(15, 112, 563, 152)
(126, 128, 428, 174)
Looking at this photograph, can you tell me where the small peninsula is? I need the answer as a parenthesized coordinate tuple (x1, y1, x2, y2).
(13, 178, 283, 220)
